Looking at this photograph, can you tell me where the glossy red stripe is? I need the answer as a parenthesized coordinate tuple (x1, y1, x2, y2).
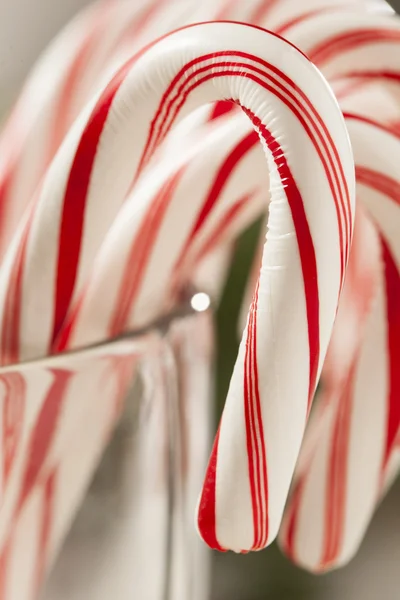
(244, 109, 320, 405)
(51, 57, 137, 343)
(142, 55, 350, 275)
(209, 100, 236, 121)
(250, 281, 269, 549)
(0, 541, 11, 599)
(197, 426, 225, 551)
(244, 288, 262, 550)
(309, 29, 400, 67)
(381, 238, 400, 466)
(0, 168, 14, 257)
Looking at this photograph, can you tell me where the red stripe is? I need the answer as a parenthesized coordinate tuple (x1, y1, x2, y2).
(0, 206, 33, 365)
(47, 5, 110, 163)
(51, 57, 138, 343)
(16, 369, 71, 512)
(276, 7, 335, 36)
(282, 475, 306, 562)
(34, 470, 57, 594)
(1, 373, 25, 484)
(340, 70, 400, 84)
(128, 0, 167, 34)
(190, 192, 255, 269)
(244, 283, 263, 549)
(188, 132, 257, 239)
(209, 100, 235, 121)
(109, 168, 184, 336)
(356, 167, 400, 207)
(321, 364, 355, 569)
(197, 426, 225, 550)
(214, 0, 240, 19)
(345, 112, 400, 142)
(250, 281, 269, 548)
(309, 29, 400, 67)
(140, 54, 350, 277)
(173, 131, 258, 276)
(244, 110, 320, 405)
(249, 0, 280, 24)
(381, 238, 400, 466)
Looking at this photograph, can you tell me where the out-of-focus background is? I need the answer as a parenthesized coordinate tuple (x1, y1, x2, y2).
(0, 1, 399, 599)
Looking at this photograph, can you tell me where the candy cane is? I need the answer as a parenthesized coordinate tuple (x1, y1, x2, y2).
(279, 111, 400, 571)
(0, 21, 354, 558)
(4, 0, 400, 586)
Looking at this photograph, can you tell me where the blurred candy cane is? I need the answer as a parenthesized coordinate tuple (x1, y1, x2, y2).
(0, 0, 388, 257)
(279, 109, 400, 570)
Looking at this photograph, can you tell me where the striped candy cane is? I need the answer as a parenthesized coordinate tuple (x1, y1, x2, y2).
(279, 109, 400, 570)
(0, 21, 355, 556)
(4, 0, 400, 587)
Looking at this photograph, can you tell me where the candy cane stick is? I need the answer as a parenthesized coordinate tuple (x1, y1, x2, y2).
(0, 22, 354, 554)
(280, 113, 400, 571)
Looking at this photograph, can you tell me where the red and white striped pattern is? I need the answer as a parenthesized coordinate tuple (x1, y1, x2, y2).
(0, 22, 355, 558)
(1, 0, 400, 595)
(279, 110, 400, 570)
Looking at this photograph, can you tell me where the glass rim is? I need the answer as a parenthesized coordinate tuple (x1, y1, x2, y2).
(0, 288, 212, 374)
